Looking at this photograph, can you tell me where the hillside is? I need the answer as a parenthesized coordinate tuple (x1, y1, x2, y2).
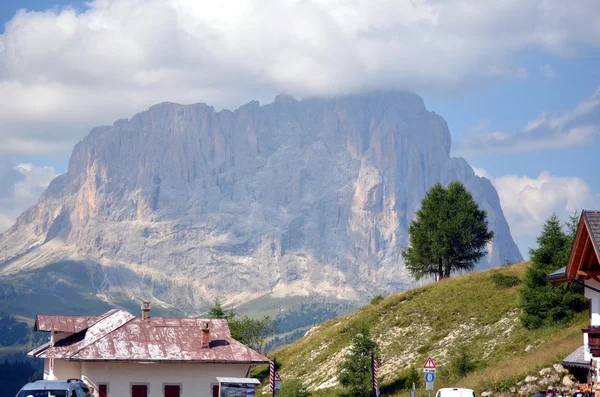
(270, 262, 586, 396)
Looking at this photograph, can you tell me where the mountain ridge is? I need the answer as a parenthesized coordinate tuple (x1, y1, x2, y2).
(0, 91, 522, 313)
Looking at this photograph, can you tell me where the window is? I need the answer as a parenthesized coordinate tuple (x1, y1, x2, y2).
(98, 384, 108, 397)
(164, 384, 181, 397)
(131, 384, 148, 397)
(16, 391, 68, 397)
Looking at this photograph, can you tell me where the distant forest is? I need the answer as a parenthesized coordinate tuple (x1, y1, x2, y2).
(0, 314, 46, 397)
(0, 353, 43, 397)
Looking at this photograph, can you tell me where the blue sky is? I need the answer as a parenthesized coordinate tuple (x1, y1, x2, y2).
(1, 0, 599, 258)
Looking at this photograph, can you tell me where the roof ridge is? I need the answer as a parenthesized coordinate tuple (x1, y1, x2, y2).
(66, 309, 136, 358)
(583, 212, 600, 264)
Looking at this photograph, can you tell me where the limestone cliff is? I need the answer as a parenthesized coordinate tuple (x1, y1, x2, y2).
(0, 92, 522, 311)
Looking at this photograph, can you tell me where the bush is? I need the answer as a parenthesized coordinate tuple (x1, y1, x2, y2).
(371, 294, 384, 305)
(490, 273, 521, 288)
(277, 379, 310, 397)
(451, 345, 475, 377)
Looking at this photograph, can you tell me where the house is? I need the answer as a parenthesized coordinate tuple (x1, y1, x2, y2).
(548, 210, 600, 381)
(28, 302, 270, 397)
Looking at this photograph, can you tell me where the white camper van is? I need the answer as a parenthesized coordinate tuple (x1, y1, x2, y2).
(435, 388, 476, 397)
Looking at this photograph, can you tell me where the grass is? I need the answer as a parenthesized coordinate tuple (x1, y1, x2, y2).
(267, 262, 588, 396)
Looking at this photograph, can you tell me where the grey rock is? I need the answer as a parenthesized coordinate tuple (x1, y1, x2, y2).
(481, 392, 493, 397)
(510, 388, 516, 393)
(525, 345, 534, 352)
(519, 384, 539, 395)
(539, 374, 560, 387)
(539, 368, 553, 376)
(562, 376, 575, 387)
(0, 92, 523, 309)
(525, 376, 539, 383)
(554, 364, 566, 374)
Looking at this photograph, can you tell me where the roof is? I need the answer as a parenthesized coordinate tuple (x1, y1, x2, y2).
(22, 380, 85, 390)
(547, 266, 569, 283)
(216, 377, 261, 385)
(35, 315, 100, 333)
(562, 345, 591, 369)
(28, 309, 269, 364)
(550, 210, 600, 283)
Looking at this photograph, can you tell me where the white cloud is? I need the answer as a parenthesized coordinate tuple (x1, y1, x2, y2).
(0, 162, 58, 233)
(1, 0, 600, 156)
(457, 86, 600, 154)
(473, 167, 598, 239)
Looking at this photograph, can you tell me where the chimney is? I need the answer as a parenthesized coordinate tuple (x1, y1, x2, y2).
(141, 301, 151, 320)
(201, 321, 210, 348)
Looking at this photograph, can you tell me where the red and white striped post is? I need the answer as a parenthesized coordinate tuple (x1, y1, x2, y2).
(372, 355, 379, 397)
(269, 360, 275, 396)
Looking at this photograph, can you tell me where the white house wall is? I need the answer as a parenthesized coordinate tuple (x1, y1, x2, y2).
(44, 359, 82, 380)
(80, 362, 251, 397)
(584, 278, 600, 362)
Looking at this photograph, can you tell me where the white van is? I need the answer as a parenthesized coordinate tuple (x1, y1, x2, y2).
(435, 388, 476, 397)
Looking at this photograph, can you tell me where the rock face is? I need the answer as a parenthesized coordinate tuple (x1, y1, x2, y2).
(0, 92, 522, 311)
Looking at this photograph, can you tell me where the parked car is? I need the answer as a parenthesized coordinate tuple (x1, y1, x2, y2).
(436, 388, 476, 397)
(15, 379, 91, 397)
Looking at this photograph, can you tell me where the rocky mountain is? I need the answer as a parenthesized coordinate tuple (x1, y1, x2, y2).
(0, 91, 521, 314)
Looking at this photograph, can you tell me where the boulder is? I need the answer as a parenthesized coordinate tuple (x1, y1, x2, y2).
(525, 345, 534, 352)
(554, 364, 566, 374)
(562, 376, 575, 388)
(519, 384, 539, 395)
(525, 376, 539, 383)
(481, 392, 493, 397)
(539, 368, 553, 376)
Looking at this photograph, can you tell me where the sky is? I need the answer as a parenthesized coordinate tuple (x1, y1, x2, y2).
(0, 0, 599, 259)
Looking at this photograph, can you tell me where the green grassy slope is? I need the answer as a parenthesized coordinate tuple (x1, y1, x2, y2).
(269, 262, 586, 396)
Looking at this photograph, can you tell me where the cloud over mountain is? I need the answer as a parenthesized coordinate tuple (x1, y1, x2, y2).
(1, 0, 600, 157)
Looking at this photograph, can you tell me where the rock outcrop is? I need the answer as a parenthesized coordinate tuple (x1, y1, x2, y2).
(0, 92, 522, 311)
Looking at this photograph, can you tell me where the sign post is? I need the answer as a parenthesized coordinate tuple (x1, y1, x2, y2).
(423, 357, 437, 397)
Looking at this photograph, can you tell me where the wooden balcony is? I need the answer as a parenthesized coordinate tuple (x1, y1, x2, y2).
(583, 327, 600, 357)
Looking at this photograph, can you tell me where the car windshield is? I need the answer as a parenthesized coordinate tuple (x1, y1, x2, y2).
(16, 390, 68, 397)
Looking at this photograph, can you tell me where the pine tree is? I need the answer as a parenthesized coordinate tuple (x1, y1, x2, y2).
(519, 213, 587, 328)
(402, 182, 494, 281)
(338, 322, 379, 397)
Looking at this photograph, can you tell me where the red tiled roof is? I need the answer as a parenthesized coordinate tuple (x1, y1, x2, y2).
(28, 309, 269, 364)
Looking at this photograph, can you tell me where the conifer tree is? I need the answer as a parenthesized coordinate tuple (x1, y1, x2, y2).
(519, 213, 587, 328)
(338, 322, 379, 397)
(402, 181, 494, 280)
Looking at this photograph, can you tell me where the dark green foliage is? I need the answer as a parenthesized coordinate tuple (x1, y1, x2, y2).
(277, 379, 310, 397)
(519, 213, 588, 328)
(0, 355, 43, 397)
(338, 321, 379, 397)
(370, 294, 384, 305)
(0, 314, 46, 347)
(402, 182, 494, 281)
(207, 300, 278, 353)
(451, 345, 476, 377)
(207, 298, 226, 319)
(490, 273, 521, 288)
(379, 367, 421, 395)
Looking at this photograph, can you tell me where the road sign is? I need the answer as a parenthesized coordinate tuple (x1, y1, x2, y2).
(426, 382, 435, 391)
(424, 373, 435, 382)
(423, 357, 436, 369)
(423, 368, 437, 373)
(274, 373, 282, 394)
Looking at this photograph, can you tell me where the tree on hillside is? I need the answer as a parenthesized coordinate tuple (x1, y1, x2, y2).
(402, 181, 494, 281)
(207, 299, 278, 353)
(519, 213, 587, 328)
(338, 321, 379, 397)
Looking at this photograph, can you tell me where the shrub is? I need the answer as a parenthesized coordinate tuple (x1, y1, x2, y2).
(490, 273, 521, 288)
(371, 294, 384, 305)
(451, 345, 476, 377)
